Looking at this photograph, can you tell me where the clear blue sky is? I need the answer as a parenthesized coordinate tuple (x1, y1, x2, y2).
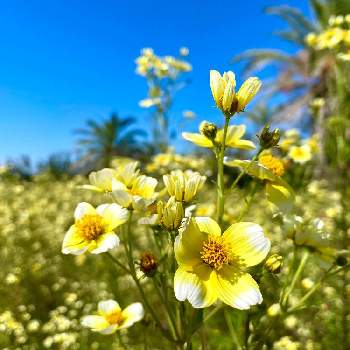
(0, 0, 312, 164)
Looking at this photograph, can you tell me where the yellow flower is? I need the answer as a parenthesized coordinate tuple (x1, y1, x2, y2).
(288, 145, 312, 164)
(182, 124, 256, 150)
(62, 202, 128, 255)
(305, 32, 317, 47)
(210, 70, 261, 115)
(81, 168, 117, 192)
(163, 170, 206, 202)
(174, 217, 270, 309)
(224, 157, 294, 212)
(81, 162, 140, 193)
(81, 300, 144, 334)
(109, 162, 158, 211)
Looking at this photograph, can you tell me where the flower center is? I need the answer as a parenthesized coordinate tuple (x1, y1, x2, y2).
(105, 311, 124, 326)
(259, 154, 285, 177)
(75, 214, 105, 241)
(200, 236, 231, 270)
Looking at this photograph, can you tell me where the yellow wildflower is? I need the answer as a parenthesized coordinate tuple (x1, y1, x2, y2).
(174, 217, 270, 309)
(182, 124, 256, 150)
(163, 170, 206, 202)
(210, 70, 261, 115)
(288, 145, 312, 163)
(224, 157, 294, 212)
(81, 168, 117, 193)
(81, 300, 144, 334)
(62, 202, 128, 255)
(110, 162, 158, 211)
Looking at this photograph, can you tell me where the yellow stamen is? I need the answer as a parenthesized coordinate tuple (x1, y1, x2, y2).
(200, 236, 231, 270)
(75, 214, 105, 241)
(259, 154, 285, 177)
(105, 311, 124, 326)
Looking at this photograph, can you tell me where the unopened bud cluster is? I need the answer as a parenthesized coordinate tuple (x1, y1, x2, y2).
(140, 251, 158, 277)
(265, 254, 283, 274)
(200, 121, 218, 141)
(258, 124, 280, 149)
(157, 197, 184, 230)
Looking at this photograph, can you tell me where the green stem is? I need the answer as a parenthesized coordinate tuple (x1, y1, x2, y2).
(216, 116, 230, 225)
(281, 249, 310, 309)
(224, 309, 243, 350)
(237, 182, 259, 222)
(230, 148, 263, 192)
(153, 277, 180, 340)
(105, 252, 131, 274)
(122, 211, 174, 343)
(288, 263, 350, 313)
(187, 302, 223, 338)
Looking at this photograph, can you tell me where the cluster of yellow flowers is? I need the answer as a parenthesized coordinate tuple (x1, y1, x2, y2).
(279, 129, 318, 164)
(136, 47, 192, 108)
(136, 47, 191, 78)
(145, 149, 207, 175)
(306, 14, 350, 61)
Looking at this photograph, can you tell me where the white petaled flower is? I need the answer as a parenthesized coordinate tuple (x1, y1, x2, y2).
(81, 300, 144, 334)
(62, 202, 128, 255)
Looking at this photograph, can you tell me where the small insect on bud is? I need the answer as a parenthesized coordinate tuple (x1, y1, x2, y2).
(140, 251, 158, 277)
(199, 121, 218, 141)
(257, 124, 280, 149)
(265, 254, 283, 274)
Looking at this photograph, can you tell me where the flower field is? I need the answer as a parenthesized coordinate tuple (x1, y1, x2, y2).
(1, 2, 350, 350)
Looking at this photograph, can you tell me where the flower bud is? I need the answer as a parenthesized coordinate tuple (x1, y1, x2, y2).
(157, 197, 184, 230)
(335, 250, 348, 266)
(265, 254, 283, 274)
(258, 124, 280, 149)
(140, 251, 158, 277)
(199, 121, 218, 141)
(267, 303, 281, 317)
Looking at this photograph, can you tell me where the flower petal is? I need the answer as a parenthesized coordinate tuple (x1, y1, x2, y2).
(175, 219, 206, 266)
(230, 139, 256, 150)
(96, 203, 129, 231)
(120, 303, 144, 329)
(98, 300, 121, 316)
(224, 159, 278, 182)
(99, 325, 119, 334)
(236, 77, 262, 111)
(182, 132, 213, 148)
(111, 189, 133, 208)
(266, 182, 294, 213)
(74, 202, 96, 220)
(223, 222, 270, 266)
(90, 232, 120, 254)
(215, 268, 262, 309)
(81, 315, 109, 331)
(61, 226, 89, 255)
(194, 217, 221, 236)
(89, 168, 116, 192)
(174, 267, 217, 308)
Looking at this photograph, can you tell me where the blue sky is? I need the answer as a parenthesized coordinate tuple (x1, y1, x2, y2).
(0, 0, 312, 164)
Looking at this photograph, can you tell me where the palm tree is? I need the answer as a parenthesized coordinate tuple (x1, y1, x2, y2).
(75, 113, 147, 170)
(234, 1, 350, 127)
